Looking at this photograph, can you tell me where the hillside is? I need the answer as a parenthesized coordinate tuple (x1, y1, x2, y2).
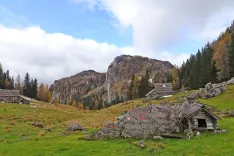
(0, 85, 234, 155)
(51, 55, 174, 109)
(51, 70, 106, 104)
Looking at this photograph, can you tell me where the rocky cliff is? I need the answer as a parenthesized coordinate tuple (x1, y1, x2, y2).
(106, 55, 174, 103)
(51, 70, 106, 104)
(51, 55, 174, 108)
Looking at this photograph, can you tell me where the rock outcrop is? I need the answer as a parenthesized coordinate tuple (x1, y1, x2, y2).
(187, 77, 234, 100)
(92, 101, 219, 139)
(67, 123, 85, 131)
(199, 82, 225, 98)
(227, 77, 234, 85)
(52, 55, 174, 107)
(51, 70, 106, 104)
(106, 55, 174, 103)
(92, 103, 182, 139)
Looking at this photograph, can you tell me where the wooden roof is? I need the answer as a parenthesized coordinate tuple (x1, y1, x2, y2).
(146, 83, 174, 96)
(0, 90, 20, 97)
(180, 101, 220, 120)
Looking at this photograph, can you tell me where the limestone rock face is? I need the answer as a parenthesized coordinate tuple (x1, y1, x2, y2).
(106, 55, 174, 103)
(51, 55, 174, 107)
(51, 70, 106, 104)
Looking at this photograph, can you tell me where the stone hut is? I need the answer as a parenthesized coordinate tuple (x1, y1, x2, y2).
(94, 101, 220, 139)
(0, 90, 20, 103)
(146, 83, 174, 99)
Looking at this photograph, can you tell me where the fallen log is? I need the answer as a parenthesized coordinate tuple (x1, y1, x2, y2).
(160, 133, 184, 139)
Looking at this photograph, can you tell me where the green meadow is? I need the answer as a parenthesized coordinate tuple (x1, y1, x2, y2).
(0, 85, 234, 156)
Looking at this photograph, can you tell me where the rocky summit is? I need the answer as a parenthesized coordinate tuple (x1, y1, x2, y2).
(51, 55, 174, 108)
(51, 70, 106, 104)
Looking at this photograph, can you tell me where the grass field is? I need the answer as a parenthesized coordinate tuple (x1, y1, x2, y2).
(0, 85, 234, 156)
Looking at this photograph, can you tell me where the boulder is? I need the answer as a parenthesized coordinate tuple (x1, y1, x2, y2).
(32, 121, 43, 128)
(199, 82, 224, 98)
(186, 92, 201, 100)
(137, 140, 146, 149)
(153, 136, 163, 140)
(67, 123, 85, 131)
(227, 77, 234, 85)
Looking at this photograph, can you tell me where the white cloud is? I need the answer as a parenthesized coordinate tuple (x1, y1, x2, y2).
(5, 0, 234, 84)
(0, 25, 134, 84)
(74, 0, 234, 51)
(0, 25, 188, 84)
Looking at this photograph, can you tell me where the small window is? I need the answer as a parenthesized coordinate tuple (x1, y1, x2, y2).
(198, 119, 207, 128)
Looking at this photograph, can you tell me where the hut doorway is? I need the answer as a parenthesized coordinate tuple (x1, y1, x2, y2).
(198, 119, 207, 128)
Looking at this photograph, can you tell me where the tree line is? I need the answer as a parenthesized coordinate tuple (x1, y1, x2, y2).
(0, 62, 52, 102)
(180, 21, 234, 90)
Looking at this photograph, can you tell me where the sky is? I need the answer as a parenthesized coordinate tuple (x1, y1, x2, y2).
(0, 0, 234, 84)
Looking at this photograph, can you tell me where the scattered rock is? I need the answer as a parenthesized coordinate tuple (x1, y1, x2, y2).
(149, 148, 157, 153)
(196, 131, 201, 136)
(22, 137, 27, 140)
(213, 129, 227, 134)
(198, 82, 225, 98)
(32, 121, 43, 128)
(153, 136, 163, 140)
(186, 92, 201, 100)
(227, 77, 234, 85)
(67, 123, 85, 131)
(44, 128, 52, 132)
(137, 140, 146, 149)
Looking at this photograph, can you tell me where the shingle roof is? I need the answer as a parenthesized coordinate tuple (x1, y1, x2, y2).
(145, 83, 174, 97)
(179, 101, 220, 120)
(155, 83, 173, 94)
(0, 90, 20, 97)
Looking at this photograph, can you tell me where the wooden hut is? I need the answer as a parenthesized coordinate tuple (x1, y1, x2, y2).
(146, 83, 174, 99)
(0, 90, 20, 103)
(180, 101, 220, 131)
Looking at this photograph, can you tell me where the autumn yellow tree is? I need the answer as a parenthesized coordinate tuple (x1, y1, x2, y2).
(72, 100, 77, 107)
(54, 97, 59, 104)
(44, 85, 52, 103)
(213, 31, 231, 80)
(37, 83, 45, 101)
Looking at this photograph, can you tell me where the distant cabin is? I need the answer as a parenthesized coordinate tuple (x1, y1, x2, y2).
(146, 83, 174, 99)
(0, 89, 30, 104)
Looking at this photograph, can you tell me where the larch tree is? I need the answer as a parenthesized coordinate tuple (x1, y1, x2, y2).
(37, 83, 45, 101)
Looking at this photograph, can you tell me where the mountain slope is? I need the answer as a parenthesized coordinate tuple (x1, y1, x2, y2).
(51, 70, 106, 104)
(52, 55, 174, 109)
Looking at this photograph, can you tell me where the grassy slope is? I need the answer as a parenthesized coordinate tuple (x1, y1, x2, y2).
(0, 86, 234, 156)
(200, 85, 234, 111)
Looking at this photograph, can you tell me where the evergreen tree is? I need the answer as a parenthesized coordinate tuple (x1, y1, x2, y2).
(211, 61, 218, 83)
(31, 79, 38, 99)
(15, 74, 22, 93)
(229, 33, 234, 77)
(0, 63, 4, 89)
(23, 72, 30, 97)
(10, 76, 14, 89)
(166, 71, 173, 83)
(128, 75, 135, 100)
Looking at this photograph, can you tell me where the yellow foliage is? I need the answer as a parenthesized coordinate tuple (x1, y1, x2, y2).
(72, 100, 77, 107)
(54, 97, 59, 104)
